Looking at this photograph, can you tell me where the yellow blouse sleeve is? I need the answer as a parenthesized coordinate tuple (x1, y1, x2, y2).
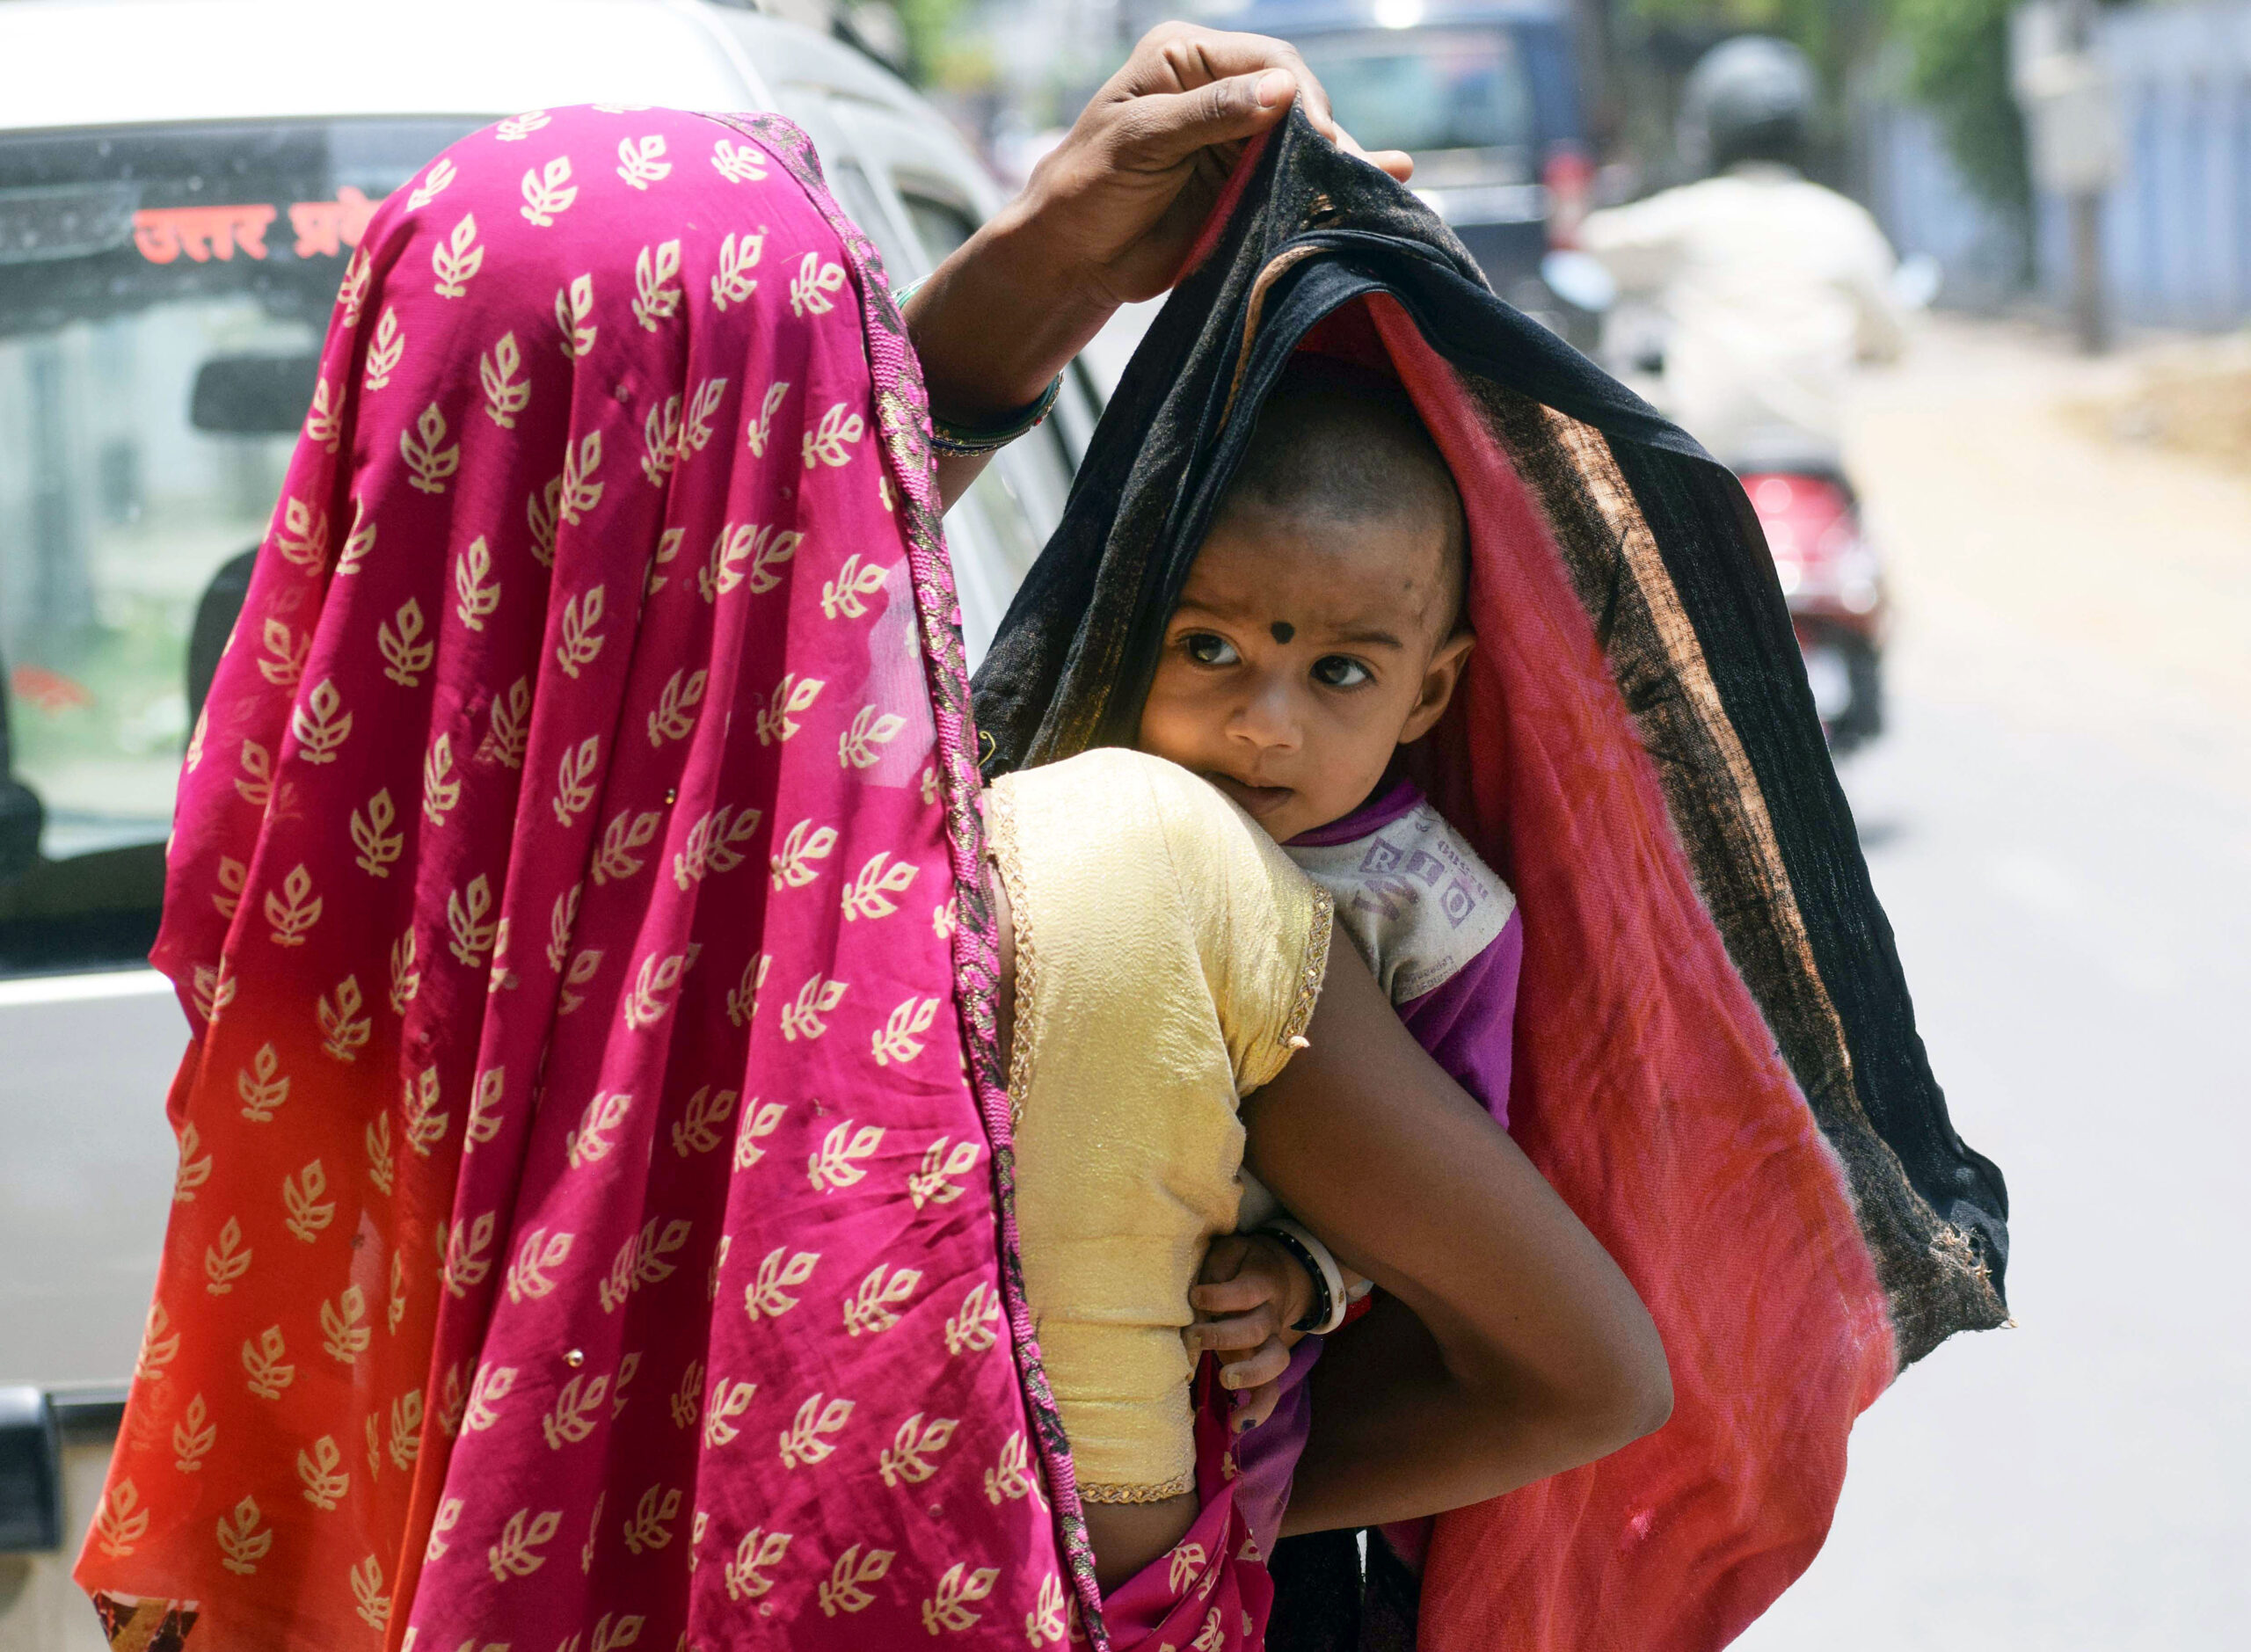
(987, 748, 1332, 1503)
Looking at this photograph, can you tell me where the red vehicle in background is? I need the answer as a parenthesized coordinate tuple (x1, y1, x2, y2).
(1739, 465, 1886, 751)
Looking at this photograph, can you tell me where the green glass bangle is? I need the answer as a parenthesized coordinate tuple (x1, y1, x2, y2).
(895, 274, 1064, 459)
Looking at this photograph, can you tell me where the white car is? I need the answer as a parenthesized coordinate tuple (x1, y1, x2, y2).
(0, 1, 1113, 1637)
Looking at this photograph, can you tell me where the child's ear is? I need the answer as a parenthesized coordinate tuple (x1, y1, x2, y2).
(1398, 630, 1474, 745)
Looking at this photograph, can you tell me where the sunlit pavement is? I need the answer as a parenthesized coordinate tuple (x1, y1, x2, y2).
(1735, 317, 2251, 1648)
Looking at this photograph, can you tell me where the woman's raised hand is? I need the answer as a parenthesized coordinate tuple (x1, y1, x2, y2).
(909, 20, 1411, 485)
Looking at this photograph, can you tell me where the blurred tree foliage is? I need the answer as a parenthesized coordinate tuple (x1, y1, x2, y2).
(1625, 0, 2029, 212)
(896, 0, 969, 83)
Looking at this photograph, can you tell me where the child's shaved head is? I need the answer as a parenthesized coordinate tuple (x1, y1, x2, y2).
(1218, 359, 1467, 638)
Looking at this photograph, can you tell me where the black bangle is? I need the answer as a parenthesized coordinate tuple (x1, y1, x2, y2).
(1258, 1223, 1334, 1335)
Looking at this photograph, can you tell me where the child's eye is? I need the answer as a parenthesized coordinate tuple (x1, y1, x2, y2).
(1313, 655, 1373, 688)
(1182, 632, 1241, 667)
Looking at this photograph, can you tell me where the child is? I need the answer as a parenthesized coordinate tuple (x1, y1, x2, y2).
(1133, 356, 1524, 1560)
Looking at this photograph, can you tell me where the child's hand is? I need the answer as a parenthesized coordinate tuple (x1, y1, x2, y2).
(1186, 1233, 1314, 1433)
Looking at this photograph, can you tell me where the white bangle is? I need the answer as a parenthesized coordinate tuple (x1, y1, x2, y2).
(1266, 1218, 1350, 1336)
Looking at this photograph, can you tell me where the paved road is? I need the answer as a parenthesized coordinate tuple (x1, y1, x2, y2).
(1737, 318, 2251, 1650)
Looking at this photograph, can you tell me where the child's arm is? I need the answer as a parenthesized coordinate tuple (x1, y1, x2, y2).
(1187, 1233, 1313, 1431)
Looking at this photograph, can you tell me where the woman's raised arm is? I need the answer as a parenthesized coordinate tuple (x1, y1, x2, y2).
(1244, 942, 1672, 1535)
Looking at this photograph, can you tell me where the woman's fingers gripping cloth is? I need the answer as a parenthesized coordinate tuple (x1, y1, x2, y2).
(73, 107, 1089, 1652)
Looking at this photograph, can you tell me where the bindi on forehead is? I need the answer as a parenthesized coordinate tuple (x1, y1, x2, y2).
(1271, 622, 1295, 644)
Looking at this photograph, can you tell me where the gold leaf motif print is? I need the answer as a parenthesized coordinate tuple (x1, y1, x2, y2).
(337, 244, 371, 328)
(1024, 1572, 1069, 1645)
(211, 855, 244, 919)
(336, 498, 375, 575)
(465, 1065, 506, 1147)
(803, 400, 866, 469)
(724, 1527, 792, 1601)
(480, 331, 531, 427)
(840, 852, 918, 921)
(789, 251, 848, 317)
(319, 974, 371, 1062)
(597, 1217, 690, 1314)
(234, 738, 273, 807)
(756, 672, 824, 745)
(669, 1359, 704, 1430)
(984, 1430, 1041, 1506)
(710, 229, 765, 309)
(172, 1394, 215, 1473)
(557, 946, 603, 1015)
(921, 1561, 1000, 1634)
(732, 1096, 785, 1170)
(191, 957, 237, 1024)
(352, 787, 404, 875)
(557, 429, 605, 527)
(447, 872, 497, 965)
(304, 375, 342, 451)
(932, 893, 959, 941)
(135, 1300, 181, 1383)
(423, 1494, 461, 1557)
(274, 495, 330, 572)
(872, 995, 942, 1067)
(556, 584, 607, 677)
(613, 1352, 640, 1417)
(186, 706, 209, 775)
(710, 136, 769, 183)
(631, 237, 683, 329)
(363, 306, 404, 390)
(672, 804, 761, 889)
(744, 379, 790, 456)
(592, 808, 663, 885)
(698, 520, 801, 600)
(496, 109, 551, 142)
(486, 1506, 564, 1580)
(365, 1113, 395, 1194)
(389, 928, 421, 1015)
(670, 1085, 738, 1156)
(545, 884, 581, 971)
(819, 1543, 896, 1617)
(616, 134, 672, 190)
(351, 1554, 390, 1631)
(257, 617, 309, 686)
(506, 1226, 574, 1303)
(173, 1123, 213, 1203)
(564, 1090, 632, 1169)
(291, 677, 352, 762)
(646, 524, 684, 593)
(401, 402, 462, 493)
(877, 1412, 958, 1486)
(519, 155, 578, 225)
(552, 733, 601, 825)
(237, 1043, 289, 1123)
(455, 535, 500, 629)
(463, 1361, 520, 1432)
(586, 1612, 647, 1652)
(386, 1387, 423, 1469)
(296, 1433, 350, 1510)
(282, 1157, 335, 1242)
(805, 1118, 881, 1191)
(819, 552, 887, 620)
(402, 1064, 448, 1157)
(321, 1284, 371, 1363)
(769, 819, 837, 889)
(205, 1215, 251, 1294)
(780, 972, 848, 1042)
(1168, 1539, 1210, 1596)
(483, 675, 532, 768)
(725, 953, 771, 1030)
(702, 1378, 757, 1447)
(241, 1324, 295, 1400)
(91, 1479, 151, 1559)
(678, 378, 727, 459)
(541, 1371, 608, 1448)
(908, 1137, 981, 1209)
(407, 156, 456, 210)
(645, 666, 706, 746)
(387, 1252, 408, 1334)
(622, 950, 688, 1030)
(842, 1263, 923, 1337)
(777, 1393, 854, 1469)
(265, 862, 322, 945)
(743, 1245, 818, 1320)
(431, 212, 485, 298)
(556, 273, 598, 360)
(379, 598, 433, 687)
(640, 393, 682, 486)
(943, 1281, 1002, 1357)
(441, 1211, 498, 1296)
(838, 704, 907, 769)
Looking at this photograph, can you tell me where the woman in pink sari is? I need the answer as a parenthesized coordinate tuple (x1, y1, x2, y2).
(72, 33, 1665, 1652)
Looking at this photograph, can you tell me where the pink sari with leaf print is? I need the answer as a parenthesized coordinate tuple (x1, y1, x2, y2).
(74, 106, 1264, 1652)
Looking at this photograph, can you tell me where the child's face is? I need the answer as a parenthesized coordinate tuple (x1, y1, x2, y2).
(1135, 504, 1471, 843)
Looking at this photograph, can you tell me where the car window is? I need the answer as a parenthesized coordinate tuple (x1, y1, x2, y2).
(0, 118, 478, 977)
(1296, 28, 1536, 156)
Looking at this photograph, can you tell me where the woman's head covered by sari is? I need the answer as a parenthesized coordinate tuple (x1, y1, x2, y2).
(975, 111, 2009, 1651)
(75, 106, 1117, 1651)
